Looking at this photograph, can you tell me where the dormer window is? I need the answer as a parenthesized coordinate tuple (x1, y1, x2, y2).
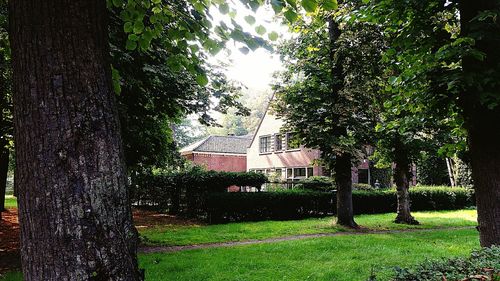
(275, 134, 283, 151)
(259, 135, 272, 153)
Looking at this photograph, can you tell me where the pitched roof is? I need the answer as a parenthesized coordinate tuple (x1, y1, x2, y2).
(180, 135, 252, 155)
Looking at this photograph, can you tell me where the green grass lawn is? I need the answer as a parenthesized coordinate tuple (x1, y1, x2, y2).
(3, 195, 17, 209)
(1, 229, 479, 281)
(140, 228, 479, 281)
(139, 209, 477, 246)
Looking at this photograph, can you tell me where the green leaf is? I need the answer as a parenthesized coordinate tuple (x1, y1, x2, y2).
(244, 15, 256, 25)
(128, 34, 139, 41)
(255, 25, 266, 35)
(126, 40, 137, 51)
(268, 31, 279, 41)
(123, 22, 133, 33)
(196, 74, 209, 86)
(301, 0, 318, 12)
(111, 66, 121, 94)
(271, 0, 285, 13)
(112, 0, 123, 7)
(321, 0, 338, 11)
(133, 20, 144, 34)
(284, 10, 298, 23)
(219, 3, 229, 14)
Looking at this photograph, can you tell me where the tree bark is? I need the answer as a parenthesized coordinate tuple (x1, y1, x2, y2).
(459, 0, 500, 247)
(335, 153, 358, 227)
(0, 148, 8, 213)
(9, 0, 142, 279)
(393, 138, 418, 225)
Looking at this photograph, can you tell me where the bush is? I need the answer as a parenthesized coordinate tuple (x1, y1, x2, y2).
(353, 186, 475, 214)
(130, 167, 268, 215)
(207, 189, 333, 223)
(207, 186, 475, 222)
(353, 183, 374, 191)
(295, 176, 335, 191)
(370, 167, 393, 188)
(390, 246, 500, 281)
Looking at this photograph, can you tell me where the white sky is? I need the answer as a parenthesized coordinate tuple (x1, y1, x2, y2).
(209, 3, 290, 93)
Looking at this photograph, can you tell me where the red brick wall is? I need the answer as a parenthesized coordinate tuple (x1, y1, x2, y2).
(185, 152, 247, 172)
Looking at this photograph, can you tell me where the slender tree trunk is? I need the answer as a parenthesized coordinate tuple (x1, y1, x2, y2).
(0, 147, 8, 212)
(9, 0, 142, 279)
(393, 138, 418, 225)
(459, 0, 500, 247)
(335, 153, 358, 227)
(0, 147, 8, 221)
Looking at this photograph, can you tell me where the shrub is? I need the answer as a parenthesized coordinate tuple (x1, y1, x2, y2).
(370, 167, 392, 188)
(207, 186, 475, 222)
(295, 176, 335, 191)
(130, 167, 268, 215)
(207, 189, 333, 223)
(353, 183, 374, 191)
(391, 246, 500, 281)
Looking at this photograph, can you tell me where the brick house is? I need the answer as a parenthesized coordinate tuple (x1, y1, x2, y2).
(247, 103, 371, 183)
(180, 135, 252, 172)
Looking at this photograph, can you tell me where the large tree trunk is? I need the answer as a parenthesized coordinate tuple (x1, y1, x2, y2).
(335, 153, 358, 227)
(393, 139, 418, 225)
(9, 0, 142, 279)
(459, 0, 500, 247)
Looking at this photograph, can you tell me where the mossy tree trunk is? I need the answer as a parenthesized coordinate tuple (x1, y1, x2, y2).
(9, 0, 142, 279)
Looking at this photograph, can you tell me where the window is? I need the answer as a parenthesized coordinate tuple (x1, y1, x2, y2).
(286, 132, 300, 150)
(307, 167, 314, 177)
(259, 135, 272, 153)
(294, 168, 306, 177)
(358, 169, 369, 184)
(287, 168, 293, 178)
(275, 134, 283, 151)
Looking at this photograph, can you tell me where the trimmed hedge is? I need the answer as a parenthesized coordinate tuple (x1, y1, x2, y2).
(295, 176, 335, 191)
(130, 167, 268, 214)
(391, 246, 500, 280)
(206, 186, 475, 222)
(207, 189, 332, 222)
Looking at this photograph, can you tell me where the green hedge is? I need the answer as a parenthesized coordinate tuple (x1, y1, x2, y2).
(391, 246, 499, 280)
(130, 167, 268, 214)
(207, 189, 332, 222)
(295, 176, 335, 191)
(206, 186, 475, 222)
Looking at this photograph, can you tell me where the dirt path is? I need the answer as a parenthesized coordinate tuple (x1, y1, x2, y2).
(139, 226, 476, 254)
(0, 208, 21, 273)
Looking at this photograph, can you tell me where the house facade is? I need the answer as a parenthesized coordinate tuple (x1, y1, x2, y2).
(247, 105, 371, 183)
(180, 135, 252, 172)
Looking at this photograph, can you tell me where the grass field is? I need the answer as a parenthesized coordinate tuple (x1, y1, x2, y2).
(3, 195, 16, 209)
(1, 195, 479, 281)
(139, 209, 477, 246)
(1, 229, 479, 281)
(141, 228, 479, 280)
